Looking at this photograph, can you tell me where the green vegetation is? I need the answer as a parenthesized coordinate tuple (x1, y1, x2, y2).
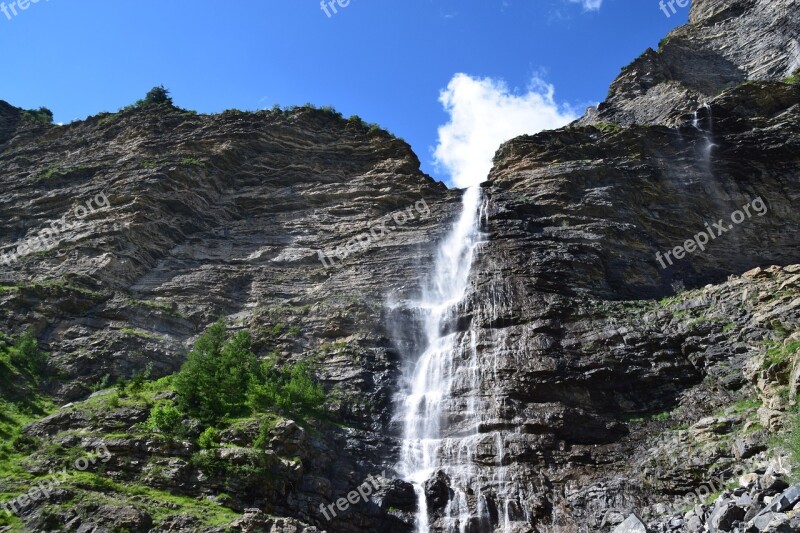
(197, 427, 220, 449)
(51, 471, 240, 527)
(0, 330, 54, 487)
(20, 106, 54, 124)
(729, 398, 761, 414)
(165, 320, 325, 426)
(180, 158, 206, 168)
(0, 318, 327, 528)
(247, 359, 325, 413)
(595, 122, 622, 134)
(33, 164, 62, 183)
(761, 338, 800, 370)
(658, 294, 683, 307)
(786, 407, 800, 468)
(126, 297, 183, 317)
(136, 85, 173, 107)
(7, 329, 47, 378)
(119, 328, 157, 340)
(146, 403, 185, 435)
(784, 69, 800, 85)
(625, 410, 672, 424)
(173, 321, 259, 423)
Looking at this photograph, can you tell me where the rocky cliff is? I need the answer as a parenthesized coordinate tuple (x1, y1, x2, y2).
(0, 0, 799, 532)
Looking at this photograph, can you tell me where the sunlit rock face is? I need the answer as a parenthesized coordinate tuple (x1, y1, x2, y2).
(578, 0, 800, 128)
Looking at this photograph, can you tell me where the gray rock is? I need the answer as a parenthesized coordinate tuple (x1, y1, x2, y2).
(708, 501, 745, 532)
(614, 514, 649, 533)
(755, 486, 800, 516)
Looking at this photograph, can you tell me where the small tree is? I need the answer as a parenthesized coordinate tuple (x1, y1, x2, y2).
(137, 85, 173, 107)
(174, 321, 259, 422)
(10, 328, 47, 377)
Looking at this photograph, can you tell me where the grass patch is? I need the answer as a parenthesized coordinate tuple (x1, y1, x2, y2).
(729, 398, 761, 414)
(119, 328, 157, 340)
(127, 298, 184, 317)
(595, 122, 622, 134)
(624, 410, 672, 424)
(180, 158, 206, 168)
(761, 339, 800, 370)
(62, 471, 240, 526)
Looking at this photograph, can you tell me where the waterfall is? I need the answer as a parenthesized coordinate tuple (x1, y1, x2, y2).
(693, 103, 717, 163)
(398, 185, 484, 533)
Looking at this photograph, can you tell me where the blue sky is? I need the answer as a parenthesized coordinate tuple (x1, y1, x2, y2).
(0, 0, 688, 186)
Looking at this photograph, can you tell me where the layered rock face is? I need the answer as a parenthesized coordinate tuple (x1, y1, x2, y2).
(0, 0, 799, 532)
(578, 0, 800, 127)
(0, 104, 453, 532)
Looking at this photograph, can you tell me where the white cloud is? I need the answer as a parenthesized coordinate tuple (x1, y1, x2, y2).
(433, 74, 577, 188)
(569, 0, 603, 11)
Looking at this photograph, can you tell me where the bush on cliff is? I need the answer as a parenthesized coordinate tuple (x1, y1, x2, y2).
(172, 320, 326, 425)
(173, 321, 259, 423)
(247, 359, 325, 412)
(20, 107, 54, 124)
(8, 328, 47, 378)
(136, 85, 174, 108)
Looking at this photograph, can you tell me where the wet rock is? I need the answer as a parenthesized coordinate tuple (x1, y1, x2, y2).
(377, 479, 417, 513)
(424, 471, 452, 511)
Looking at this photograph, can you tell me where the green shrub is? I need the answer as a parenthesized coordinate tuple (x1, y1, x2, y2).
(174, 321, 259, 423)
(247, 359, 281, 411)
(785, 69, 800, 85)
(147, 403, 184, 435)
(248, 359, 324, 412)
(21, 107, 54, 124)
(9, 329, 47, 378)
(278, 361, 325, 410)
(197, 427, 220, 449)
(128, 362, 153, 394)
(136, 85, 173, 108)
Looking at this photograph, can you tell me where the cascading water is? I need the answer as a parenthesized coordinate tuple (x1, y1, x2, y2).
(396, 184, 536, 532)
(693, 103, 717, 163)
(397, 185, 485, 533)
